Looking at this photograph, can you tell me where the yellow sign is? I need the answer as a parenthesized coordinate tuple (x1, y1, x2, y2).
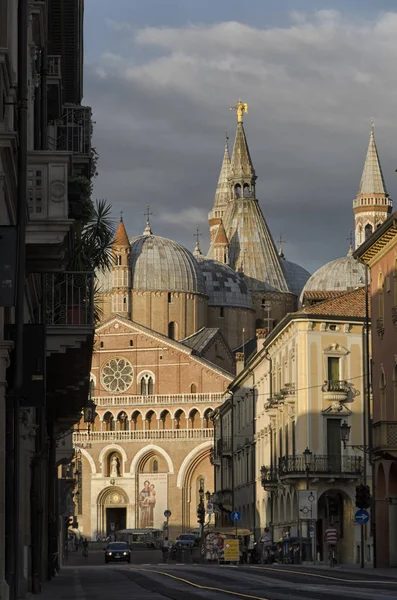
(224, 539, 239, 562)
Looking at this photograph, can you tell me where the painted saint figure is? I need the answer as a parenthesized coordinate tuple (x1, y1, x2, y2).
(139, 480, 151, 528)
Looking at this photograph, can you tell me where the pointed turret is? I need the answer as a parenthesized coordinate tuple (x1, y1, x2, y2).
(114, 215, 130, 247)
(111, 215, 131, 319)
(213, 220, 229, 264)
(353, 123, 392, 248)
(208, 135, 232, 242)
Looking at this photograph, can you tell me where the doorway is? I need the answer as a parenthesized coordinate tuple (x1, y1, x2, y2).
(106, 507, 126, 536)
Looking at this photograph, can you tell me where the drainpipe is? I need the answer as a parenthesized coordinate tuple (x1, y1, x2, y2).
(11, 2, 29, 599)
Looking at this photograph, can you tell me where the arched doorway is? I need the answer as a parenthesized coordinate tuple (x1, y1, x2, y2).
(317, 489, 355, 564)
(178, 445, 212, 532)
(376, 463, 388, 567)
(97, 487, 129, 539)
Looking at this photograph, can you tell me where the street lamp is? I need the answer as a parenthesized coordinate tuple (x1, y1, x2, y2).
(198, 486, 205, 562)
(303, 447, 312, 491)
(340, 420, 351, 449)
(205, 490, 211, 502)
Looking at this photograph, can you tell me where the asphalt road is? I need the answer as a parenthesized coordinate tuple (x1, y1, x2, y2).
(41, 551, 397, 600)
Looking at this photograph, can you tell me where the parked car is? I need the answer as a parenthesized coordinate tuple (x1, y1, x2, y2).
(104, 542, 131, 563)
(174, 534, 196, 549)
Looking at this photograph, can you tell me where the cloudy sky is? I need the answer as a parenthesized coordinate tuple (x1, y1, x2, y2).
(83, 0, 397, 273)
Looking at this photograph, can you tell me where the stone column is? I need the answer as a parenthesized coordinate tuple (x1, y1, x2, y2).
(0, 341, 14, 600)
(389, 499, 397, 567)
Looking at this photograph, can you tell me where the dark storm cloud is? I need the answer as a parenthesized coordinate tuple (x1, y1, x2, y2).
(83, 11, 397, 273)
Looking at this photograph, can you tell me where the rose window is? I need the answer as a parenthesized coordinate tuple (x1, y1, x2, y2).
(101, 358, 133, 392)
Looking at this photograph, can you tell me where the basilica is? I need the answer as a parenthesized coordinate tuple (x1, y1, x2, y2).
(73, 101, 313, 539)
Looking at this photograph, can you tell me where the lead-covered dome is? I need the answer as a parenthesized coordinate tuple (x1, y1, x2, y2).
(195, 257, 253, 309)
(130, 233, 205, 294)
(300, 247, 365, 302)
(280, 255, 310, 297)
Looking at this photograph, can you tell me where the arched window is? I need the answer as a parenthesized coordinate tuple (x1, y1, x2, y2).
(168, 292, 172, 303)
(365, 224, 373, 240)
(140, 374, 154, 396)
(380, 370, 386, 410)
(117, 411, 128, 431)
(243, 183, 250, 198)
(153, 459, 159, 473)
(168, 321, 177, 340)
(220, 307, 224, 318)
(116, 255, 122, 266)
(234, 183, 242, 199)
(103, 412, 114, 431)
(378, 272, 384, 322)
(190, 383, 197, 394)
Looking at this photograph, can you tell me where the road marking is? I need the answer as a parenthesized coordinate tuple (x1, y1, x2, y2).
(73, 569, 86, 600)
(247, 566, 397, 584)
(133, 568, 271, 600)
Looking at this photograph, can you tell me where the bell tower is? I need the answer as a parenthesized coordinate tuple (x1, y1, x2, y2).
(111, 214, 131, 318)
(353, 123, 392, 248)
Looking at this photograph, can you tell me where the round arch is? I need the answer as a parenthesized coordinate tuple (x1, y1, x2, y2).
(99, 444, 128, 473)
(97, 485, 130, 506)
(78, 447, 97, 474)
(137, 369, 156, 384)
(100, 410, 117, 422)
(129, 445, 174, 475)
(177, 441, 213, 489)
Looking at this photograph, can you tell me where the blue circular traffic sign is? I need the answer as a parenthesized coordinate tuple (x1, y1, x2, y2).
(230, 510, 242, 522)
(164, 509, 171, 518)
(355, 509, 369, 525)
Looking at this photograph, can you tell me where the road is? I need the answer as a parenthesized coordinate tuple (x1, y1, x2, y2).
(40, 550, 397, 600)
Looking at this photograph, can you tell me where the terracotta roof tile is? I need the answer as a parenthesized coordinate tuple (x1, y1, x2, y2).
(114, 219, 130, 247)
(298, 287, 370, 319)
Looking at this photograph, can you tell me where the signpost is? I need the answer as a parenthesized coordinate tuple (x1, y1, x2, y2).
(298, 491, 318, 564)
(230, 510, 241, 539)
(164, 509, 171, 536)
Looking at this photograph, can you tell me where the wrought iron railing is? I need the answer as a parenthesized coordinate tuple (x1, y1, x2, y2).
(45, 272, 94, 327)
(212, 490, 232, 507)
(260, 465, 278, 488)
(216, 437, 232, 456)
(48, 105, 92, 155)
(278, 454, 362, 476)
(47, 55, 61, 78)
(321, 380, 350, 393)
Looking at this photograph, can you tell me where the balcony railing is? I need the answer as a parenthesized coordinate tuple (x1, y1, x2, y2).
(45, 272, 94, 327)
(321, 380, 350, 393)
(216, 437, 232, 457)
(376, 317, 384, 336)
(48, 105, 92, 156)
(213, 490, 233, 508)
(279, 454, 362, 476)
(95, 392, 224, 407)
(260, 465, 279, 490)
(392, 306, 397, 326)
(73, 428, 214, 444)
(47, 55, 61, 78)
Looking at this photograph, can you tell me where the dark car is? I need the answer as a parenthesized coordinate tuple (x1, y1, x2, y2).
(104, 542, 131, 564)
(174, 534, 196, 548)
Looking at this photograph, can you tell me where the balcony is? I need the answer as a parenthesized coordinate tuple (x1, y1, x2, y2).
(95, 392, 224, 407)
(73, 428, 214, 445)
(372, 421, 397, 455)
(48, 105, 92, 157)
(392, 306, 397, 327)
(47, 55, 61, 79)
(216, 436, 232, 457)
(376, 317, 384, 337)
(321, 380, 350, 402)
(260, 465, 279, 491)
(26, 151, 74, 271)
(278, 454, 362, 479)
(212, 490, 233, 510)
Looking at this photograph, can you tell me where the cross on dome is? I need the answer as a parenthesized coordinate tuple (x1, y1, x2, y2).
(143, 204, 153, 236)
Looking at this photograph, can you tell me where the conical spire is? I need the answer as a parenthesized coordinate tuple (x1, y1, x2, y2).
(229, 122, 256, 183)
(212, 134, 231, 210)
(114, 215, 130, 246)
(214, 220, 228, 246)
(358, 123, 388, 195)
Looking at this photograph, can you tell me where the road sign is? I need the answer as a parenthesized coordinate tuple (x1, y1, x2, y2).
(355, 509, 369, 525)
(206, 503, 214, 515)
(224, 539, 239, 562)
(164, 509, 172, 518)
(298, 490, 318, 520)
(230, 510, 242, 522)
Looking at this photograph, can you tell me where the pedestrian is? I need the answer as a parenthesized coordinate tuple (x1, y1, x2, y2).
(324, 522, 339, 565)
(82, 537, 89, 559)
(161, 537, 170, 563)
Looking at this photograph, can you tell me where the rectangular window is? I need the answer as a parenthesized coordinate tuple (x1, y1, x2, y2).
(327, 418, 341, 472)
(327, 357, 340, 381)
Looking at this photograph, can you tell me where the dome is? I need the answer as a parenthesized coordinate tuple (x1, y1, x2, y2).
(300, 248, 365, 301)
(280, 256, 311, 297)
(196, 257, 253, 309)
(130, 234, 206, 294)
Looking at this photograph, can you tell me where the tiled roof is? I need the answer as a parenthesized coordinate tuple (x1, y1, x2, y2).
(298, 287, 370, 318)
(196, 257, 253, 308)
(214, 221, 228, 245)
(181, 327, 220, 354)
(303, 290, 350, 301)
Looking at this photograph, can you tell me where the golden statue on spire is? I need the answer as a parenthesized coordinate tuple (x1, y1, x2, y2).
(230, 100, 248, 123)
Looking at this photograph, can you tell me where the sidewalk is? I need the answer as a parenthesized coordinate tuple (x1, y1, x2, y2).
(289, 562, 397, 579)
(28, 567, 83, 600)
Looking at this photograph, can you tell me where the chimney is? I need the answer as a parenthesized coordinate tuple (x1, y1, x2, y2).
(256, 328, 267, 353)
(235, 352, 245, 375)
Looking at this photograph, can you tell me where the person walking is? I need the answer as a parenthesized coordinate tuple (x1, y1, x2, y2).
(82, 538, 89, 559)
(324, 523, 339, 566)
(162, 537, 170, 563)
